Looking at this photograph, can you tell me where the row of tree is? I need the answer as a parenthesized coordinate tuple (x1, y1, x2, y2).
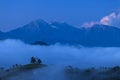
(31, 57, 42, 64)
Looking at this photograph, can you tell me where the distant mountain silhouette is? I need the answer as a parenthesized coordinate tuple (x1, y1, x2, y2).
(1, 19, 120, 47)
(0, 31, 4, 40)
(31, 41, 49, 46)
(80, 24, 120, 46)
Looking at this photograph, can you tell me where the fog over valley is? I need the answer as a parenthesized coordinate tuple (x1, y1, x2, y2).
(0, 39, 120, 68)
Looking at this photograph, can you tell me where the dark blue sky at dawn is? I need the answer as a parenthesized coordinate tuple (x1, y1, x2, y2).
(0, 0, 120, 31)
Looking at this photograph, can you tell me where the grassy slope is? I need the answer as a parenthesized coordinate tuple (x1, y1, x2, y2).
(20, 63, 47, 70)
(0, 63, 47, 79)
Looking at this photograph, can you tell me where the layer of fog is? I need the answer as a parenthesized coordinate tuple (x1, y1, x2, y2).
(0, 39, 120, 68)
(6, 65, 67, 80)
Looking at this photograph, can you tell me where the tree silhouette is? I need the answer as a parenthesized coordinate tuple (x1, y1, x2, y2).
(38, 59, 42, 64)
(31, 57, 36, 64)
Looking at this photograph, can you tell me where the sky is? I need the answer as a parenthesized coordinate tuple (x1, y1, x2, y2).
(0, 0, 120, 31)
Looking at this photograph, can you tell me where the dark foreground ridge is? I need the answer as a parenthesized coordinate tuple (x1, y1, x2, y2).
(1, 65, 120, 80)
(0, 57, 120, 80)
(0, 64, 47, 80)
(0, 57, 47, 80)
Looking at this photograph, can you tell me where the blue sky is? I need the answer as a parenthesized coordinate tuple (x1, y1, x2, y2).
(0, 0, 120, 31)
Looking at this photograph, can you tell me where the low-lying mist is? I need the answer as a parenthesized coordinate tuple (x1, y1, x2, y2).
(7, 65, 67, 80)
(0, 39, 120, 68)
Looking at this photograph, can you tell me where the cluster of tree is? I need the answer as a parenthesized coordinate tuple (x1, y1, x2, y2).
(31, 57, 42, 64)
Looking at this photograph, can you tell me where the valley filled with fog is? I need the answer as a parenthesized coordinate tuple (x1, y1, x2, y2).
(1, 39, 120, 80)
(0, 39, 120, 68)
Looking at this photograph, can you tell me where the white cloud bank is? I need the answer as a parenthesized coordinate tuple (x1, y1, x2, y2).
(82, 12, 120, 28)
(100, 12, 120, 27)
(0, 39, 120, 69)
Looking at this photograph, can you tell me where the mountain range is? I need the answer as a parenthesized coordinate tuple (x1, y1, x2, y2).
(0, 19, 120, 47)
